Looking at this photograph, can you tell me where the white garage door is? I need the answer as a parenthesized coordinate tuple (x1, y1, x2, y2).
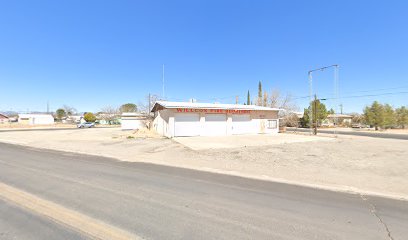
(204, 114, 227, 136)
(174, 113, 201, 137)
(232, 115, 253, 135)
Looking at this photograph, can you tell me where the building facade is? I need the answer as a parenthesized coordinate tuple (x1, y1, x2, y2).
(151, 101, 281, 137)
(0, 113, 9, 124)
(18, 114, 55, 125)
(121, 112, 147, 130)
(322, 114, 353, 127)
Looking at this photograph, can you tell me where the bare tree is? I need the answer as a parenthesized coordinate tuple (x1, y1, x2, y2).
(99, 106, 119, 125)
(268, 89, 280, 108)
(138, 94, 159, 114)
(262, 91, 268, 107)
(266, 89, 299, 127)
(62, 105, 77, 116)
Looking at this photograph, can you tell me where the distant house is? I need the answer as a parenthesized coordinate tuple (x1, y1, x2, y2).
(18, 114, 55, 125)
(96, 113, 121, 125)
(63, 115, 84, 124)
(121, 112, 147, 130)
(322, 114, 353, 127)
(0, 113, 9, 124)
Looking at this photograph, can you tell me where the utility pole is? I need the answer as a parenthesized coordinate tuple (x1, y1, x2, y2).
(148, 93, 151, 115)
(162, 64, 165, 100)
(314, 94, 318, 135)
(308, 64, 339, 136)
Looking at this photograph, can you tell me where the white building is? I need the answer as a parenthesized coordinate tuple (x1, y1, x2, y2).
(18, 114, 55, 125)
(322, 114, 353, 127)
(121, 112, 147, 130)
(151, 101, 281, 137)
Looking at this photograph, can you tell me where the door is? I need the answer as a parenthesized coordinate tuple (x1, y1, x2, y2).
(174, 113, 201, 137)
(204, 114, 227, 136)
(232, 115, 253, 135)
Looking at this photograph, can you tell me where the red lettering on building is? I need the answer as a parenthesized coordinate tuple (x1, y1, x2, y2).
(176, 108, 250, 114)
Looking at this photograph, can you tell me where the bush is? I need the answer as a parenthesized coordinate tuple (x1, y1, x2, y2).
(84, 112, 96, 122)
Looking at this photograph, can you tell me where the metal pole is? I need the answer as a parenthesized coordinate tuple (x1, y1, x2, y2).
(314, 94, 318, 135)
(162, 64, 165, 100)
(308, 64, 339, 137)
(148, 93, 151, 115)
(309, 72, 313, 135)
(334, 65, 339, 137)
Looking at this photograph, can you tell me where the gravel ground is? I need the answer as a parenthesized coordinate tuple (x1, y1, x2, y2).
(0, 128, 407, 200)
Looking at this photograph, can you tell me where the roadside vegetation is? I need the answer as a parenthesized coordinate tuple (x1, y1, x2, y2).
(296, 100, 408, 130)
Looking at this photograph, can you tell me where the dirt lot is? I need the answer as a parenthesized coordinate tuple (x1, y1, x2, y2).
(0, 128, 407, 200)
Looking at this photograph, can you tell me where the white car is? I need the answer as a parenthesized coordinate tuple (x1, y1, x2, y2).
(77, 122, 95, 128)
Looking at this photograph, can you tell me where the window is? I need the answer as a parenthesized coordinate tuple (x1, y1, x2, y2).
(267, 120, 277, 129)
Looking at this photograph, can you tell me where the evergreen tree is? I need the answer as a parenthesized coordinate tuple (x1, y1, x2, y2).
(257, 81, 262, 106)
(247, 90, 251, 105)
(396, 106, 408, 129)
(300, 99, 329, 127)
(364, 101, 385, 130)
(55, 108, 66, 121)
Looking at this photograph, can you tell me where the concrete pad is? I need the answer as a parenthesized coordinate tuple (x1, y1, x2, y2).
(173, 133, 334, 150)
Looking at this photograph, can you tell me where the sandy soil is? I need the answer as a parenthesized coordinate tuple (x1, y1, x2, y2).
(0, 128, 407, 200)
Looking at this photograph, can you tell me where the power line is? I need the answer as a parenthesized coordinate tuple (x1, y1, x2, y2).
(323, 91, 408, 100)
(318, 85, 408, 98)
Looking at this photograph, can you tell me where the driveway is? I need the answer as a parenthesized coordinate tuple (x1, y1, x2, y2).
(173, 133, 333, 150)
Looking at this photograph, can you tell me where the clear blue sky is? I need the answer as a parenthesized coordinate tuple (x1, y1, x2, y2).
(1, 0, 407, 113)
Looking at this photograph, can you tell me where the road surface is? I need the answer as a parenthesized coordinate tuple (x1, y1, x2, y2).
(0, 143, 407, 239)
(288, 127, 408, 140)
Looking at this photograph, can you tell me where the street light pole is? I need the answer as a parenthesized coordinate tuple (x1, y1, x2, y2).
(314, 94, 317, 135)
(308, 64, 339, 136)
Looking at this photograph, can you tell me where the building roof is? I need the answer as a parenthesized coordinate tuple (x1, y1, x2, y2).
(121, 112, 146, 117)
(151, 101, 282, 112)
(0, 113, 9, 119)
(327, 114, 353, 118)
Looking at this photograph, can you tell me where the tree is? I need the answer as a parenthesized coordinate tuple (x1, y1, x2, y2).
(328, 108, 335, 115)
(395, 106, 408, 129)
(364, 101, 385, 130)
(300, 108, 310, 127)
(351, 113, 364, 124)
(300, 99, 328, 127)
(55, 108, 66, 121)
(383, 104, 395, 128)
(246, 90, 250, 105)
(62, 105, 77, 116)
(99, 106, 119, 125)
(138, 94, 159, 114)
(119, 103, 137, 113)
(269, 89, 280, 108)
(262, 91, 268, 107)
(84, 112, 96, 122)
(257, 81, 262, 106)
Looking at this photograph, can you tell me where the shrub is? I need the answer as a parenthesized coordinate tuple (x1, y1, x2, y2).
(84, 112, 96, 122)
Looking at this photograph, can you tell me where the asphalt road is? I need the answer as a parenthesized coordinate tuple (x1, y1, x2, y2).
(288, 127, 408, 140)
(0, 143, 407, 240)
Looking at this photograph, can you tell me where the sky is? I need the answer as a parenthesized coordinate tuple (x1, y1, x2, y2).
(0, 0, 407, 113)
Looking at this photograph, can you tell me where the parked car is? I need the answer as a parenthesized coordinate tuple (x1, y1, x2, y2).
(77, 122, 95, 128)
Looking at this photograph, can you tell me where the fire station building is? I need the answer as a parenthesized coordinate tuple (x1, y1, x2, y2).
(151, 101, 281, 138)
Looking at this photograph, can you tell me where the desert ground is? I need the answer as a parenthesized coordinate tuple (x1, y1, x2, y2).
(0, 127, 407, 200)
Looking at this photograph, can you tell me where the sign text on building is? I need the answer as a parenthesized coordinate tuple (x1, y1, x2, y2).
(176, 108, 250, 114)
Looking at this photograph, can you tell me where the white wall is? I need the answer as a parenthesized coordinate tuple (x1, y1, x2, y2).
(153, 109, 280, 137)
(121, 119, 145, 130)
(153, 109, 172, 137)
(18, 115, 54, 125)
